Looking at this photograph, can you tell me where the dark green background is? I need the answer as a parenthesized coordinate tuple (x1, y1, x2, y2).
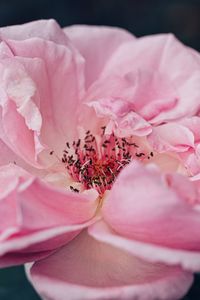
(0, 0, 200, 299)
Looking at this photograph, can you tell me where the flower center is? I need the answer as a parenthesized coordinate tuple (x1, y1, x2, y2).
(60, 127, 153, 195)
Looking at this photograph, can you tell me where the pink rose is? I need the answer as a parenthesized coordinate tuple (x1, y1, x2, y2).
(0, 19, 200, 300)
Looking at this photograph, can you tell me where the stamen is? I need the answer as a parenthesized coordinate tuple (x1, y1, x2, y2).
(61, 129, 153, 195)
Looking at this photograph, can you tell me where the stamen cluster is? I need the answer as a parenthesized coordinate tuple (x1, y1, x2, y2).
(60, 127, 153, 195)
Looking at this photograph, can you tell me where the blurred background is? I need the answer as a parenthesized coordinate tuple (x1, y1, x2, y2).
(0, 0, 200, 299)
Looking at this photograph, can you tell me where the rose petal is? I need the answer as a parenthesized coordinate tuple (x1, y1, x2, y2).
(103, 161, 200, 251)
(88, 97, 152, 137)
(0, 139, 21, 166)
(0, 165, 99, 265)
(0, 164, 26, 199)
(26, 228, 193, 300)
(101, 34, 200, 122)
(0, 220, 97, 267)
(84, 71, 178, 129)
(148, 123, 194, 153)
(0, 177, 98, 244)
(89, 220, 200, 273)
(64, 25, 135, 88)
(16, 179, 98, 230)
(0, 19, 69, 45)
(178, 116, 200, 142)
(0, 58, 43, 167)
(5, 37, 85, 153)
(0, 249, 55, 268)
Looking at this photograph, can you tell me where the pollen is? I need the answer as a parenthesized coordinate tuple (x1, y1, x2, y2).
(61, 127, 152, 195)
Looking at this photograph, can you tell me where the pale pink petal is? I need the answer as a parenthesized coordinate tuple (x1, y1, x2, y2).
(16, 179, 98, 230)
(0, 165, 98, 265)
(178, 116, 200, 143)
(0, 137, 46, 174)
(5, 37, 85, 153)
(88, 97, 131, 119)
(101, 34, 200, 122)
(84, 71, 178, 129)
(88, 97, 152, 137)
(148, 118, 200, 175)
(124, 71, 178, 122)
(0, 177, 98, 243)
(0, 139, 20, 166)
(0, 220, 96, 267)
(0, 58, 43, 167)
(89, 220, 200, 273)
(175, 117, 200, 174)
(102, 161, 200, 251)
(0, 41, 13, 59)
(1, 100, 40, 166)
(0, 164, 30, 235)
(85, 74, 136, 103)
(111, 111, 152, 137)
(0, 163, 29, 199)
(180, 151, 200, 175)
(26, 229, 193, 300)
(64, 25, 135, 88)
(80, 75, 136, 132)
(0, 19, 69, 45)
(148, 123, 194, 153)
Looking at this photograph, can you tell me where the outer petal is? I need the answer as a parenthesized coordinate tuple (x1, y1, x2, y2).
(0, 221, 96, 268)
(0, 165, 98, 266)
(101, 34, 200, 122)
(0, 57, 44, 167)
(102, 161, 200, 252)
(90, 221, 200, 273)
(0, 20, 85, 162)
(0, 19, 69, 45)
(64, 25, 135, 88)
(0, 163, 31, 231)
(7, 38, 84, 152)
(26, 228, 193, 300)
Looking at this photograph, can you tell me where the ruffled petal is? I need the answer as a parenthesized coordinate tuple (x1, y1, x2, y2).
(148, 118, 200, 175)
(148, 123, 194, 153)
(88, 97, 152, 137)
(0, 20, 85, 160)
(0, 19, 69, 45)
(64, 25, 135, 88)
(26, 228, 193, 300)
(9, 38, 84, 151)
(178, 117, 200, 174)
(0, 58, 43, 167)
(101, 34, 200, 122)
(84, 71, 177, 132)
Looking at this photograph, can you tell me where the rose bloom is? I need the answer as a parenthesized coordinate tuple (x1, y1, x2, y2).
(0, 19, 200, 300)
